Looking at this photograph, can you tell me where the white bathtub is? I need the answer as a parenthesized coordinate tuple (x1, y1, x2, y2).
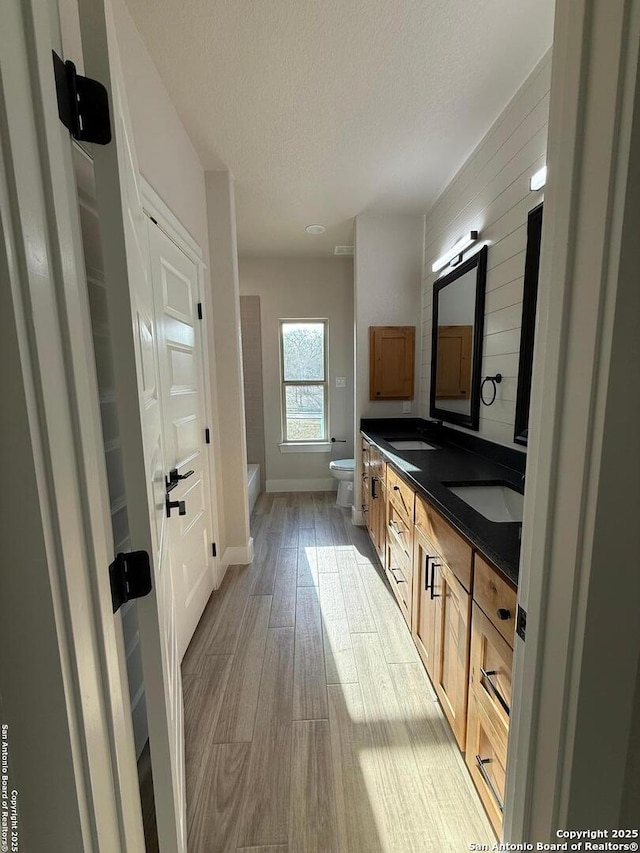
(247, 463, 260, 515)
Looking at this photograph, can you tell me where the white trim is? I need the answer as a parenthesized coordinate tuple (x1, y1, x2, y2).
(266, 478, 338, 492)
(221, 539, 255, 569)
(506, 0, 640, 839)
(351, 507, 365, 526)
(278, 441, 332, 453)
(141, 177, 204, 265)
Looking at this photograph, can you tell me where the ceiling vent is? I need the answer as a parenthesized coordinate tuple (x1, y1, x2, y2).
(334, 245, 354, 256)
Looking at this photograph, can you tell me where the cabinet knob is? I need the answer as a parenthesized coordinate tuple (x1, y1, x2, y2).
(496, 608, 511, 621)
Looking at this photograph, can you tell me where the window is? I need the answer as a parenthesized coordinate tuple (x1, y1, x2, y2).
(280, 320, 328, 443)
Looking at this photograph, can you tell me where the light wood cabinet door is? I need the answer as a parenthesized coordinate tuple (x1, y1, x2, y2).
(415, 494, 472, 591)
(361, 437, 370, 523)
(411, 527, 439, 680)
(433, 560, 471, 750)
(369, 326, 415, 400)
(370, 472, 386, 560)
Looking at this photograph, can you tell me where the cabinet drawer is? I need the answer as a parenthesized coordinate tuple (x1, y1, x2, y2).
(387, 467, 415, 528)
(473, 555, 518, 647)
(386, 537, 411, 623)
(387, 500, 413, 563)
(466, 684, 507, 838)
(469, 604, 512, 749)
(415, 494, 472, 592)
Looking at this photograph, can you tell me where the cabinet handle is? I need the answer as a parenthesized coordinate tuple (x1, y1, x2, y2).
(475, 756, 504, 813)
(371, 476, 378, 500)
(497, 608, 511, 621)
(388, 519, 404, 536)
(424, 554, 431, 592)
(388, 566, 406, 584)
(480, 667, 510, 716)
(392, 484, 409, 513)
(430, 561, 441, 600)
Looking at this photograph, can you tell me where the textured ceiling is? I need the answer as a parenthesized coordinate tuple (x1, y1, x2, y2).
(124, 0, 554, 256)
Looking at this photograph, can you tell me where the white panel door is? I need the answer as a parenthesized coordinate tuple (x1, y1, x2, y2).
(148, 221, 215, 660)
(78, 0, 186, 849)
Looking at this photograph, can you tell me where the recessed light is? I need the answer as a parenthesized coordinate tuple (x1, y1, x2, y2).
(305, 224, 326, 235)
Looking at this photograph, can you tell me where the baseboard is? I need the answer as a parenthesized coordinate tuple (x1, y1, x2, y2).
(221, 538, 254, 569)
(351, 507, 365, 526)
(266, 478, 338, 493)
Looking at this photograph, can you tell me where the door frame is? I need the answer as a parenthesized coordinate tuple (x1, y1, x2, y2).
(0, 0, 144, 848)
(140, 177, 222, 590)
(506, 0, 640, 839)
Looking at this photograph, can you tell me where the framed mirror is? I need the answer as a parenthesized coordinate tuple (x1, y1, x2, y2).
(514, 203, 543, 445)
(430, 246, 488, 430)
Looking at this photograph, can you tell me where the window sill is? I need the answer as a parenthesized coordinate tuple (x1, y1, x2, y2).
(278, 442, 332, 454)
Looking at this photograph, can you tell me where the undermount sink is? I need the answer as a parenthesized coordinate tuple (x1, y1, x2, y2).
(447, 484, 524, 523)
(388, 440, 436, 451)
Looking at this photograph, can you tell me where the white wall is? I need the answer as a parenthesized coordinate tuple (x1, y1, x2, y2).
(420, 52, 551, 448)
(239, 257, 354, 492)
(354, 213, 424, 420)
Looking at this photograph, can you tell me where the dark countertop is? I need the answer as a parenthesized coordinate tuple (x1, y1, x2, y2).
(360, 419, 524, 586)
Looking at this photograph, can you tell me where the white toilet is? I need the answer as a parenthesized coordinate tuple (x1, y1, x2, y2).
(329, 458, 355, 507)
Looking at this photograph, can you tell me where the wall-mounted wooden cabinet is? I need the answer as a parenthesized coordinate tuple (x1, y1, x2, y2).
(369, 326, 415, 400)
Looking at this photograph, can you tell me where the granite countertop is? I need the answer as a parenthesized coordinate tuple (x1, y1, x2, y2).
(360, 419, 524, 586)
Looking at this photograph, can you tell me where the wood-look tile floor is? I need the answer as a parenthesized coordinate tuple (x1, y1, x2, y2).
(181, 492, 494, 853)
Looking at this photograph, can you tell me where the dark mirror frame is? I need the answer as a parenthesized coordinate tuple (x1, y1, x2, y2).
(514, 202, 543, 446)
(430, 245, 488, 431)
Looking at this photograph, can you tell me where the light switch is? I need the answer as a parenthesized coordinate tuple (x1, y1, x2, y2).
(335, 377, 346, 388)
(402, 401, 412, 413)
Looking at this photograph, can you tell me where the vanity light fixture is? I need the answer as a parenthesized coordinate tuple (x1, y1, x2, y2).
(529, 165, 547, 191)
(305, 224, 326, 235)
(432, 230, 479, 273)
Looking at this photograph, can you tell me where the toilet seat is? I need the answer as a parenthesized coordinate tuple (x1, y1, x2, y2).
(329, 458, 355, 472)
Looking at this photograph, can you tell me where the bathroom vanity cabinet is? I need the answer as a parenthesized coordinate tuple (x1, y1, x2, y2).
(359, 430, 518, 837)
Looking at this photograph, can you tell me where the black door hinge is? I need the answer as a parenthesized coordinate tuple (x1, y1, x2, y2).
(53, 52, 112, 145)
(516, 605, 527, 642)
(197, 302, 203, 320)
(109, 551, 152, 613)
(205, 428, 211, 444)
(212, 543, 217, 558)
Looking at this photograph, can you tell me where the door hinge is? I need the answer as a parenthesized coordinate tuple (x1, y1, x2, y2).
(197, 302, 203, 320)
(205, 428, 211, 444)
(52, 52, 112, 145)
(212, 543, 217, 558)
(516, 605, 527, 642)
(109, 551, 152, 613)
